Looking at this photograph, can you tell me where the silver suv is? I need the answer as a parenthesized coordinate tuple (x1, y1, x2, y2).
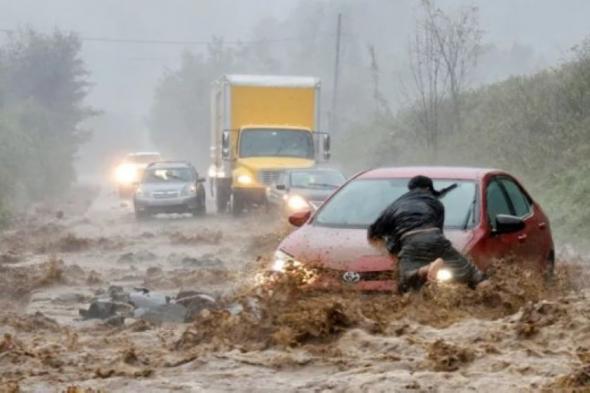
(133, 161, 206, 219)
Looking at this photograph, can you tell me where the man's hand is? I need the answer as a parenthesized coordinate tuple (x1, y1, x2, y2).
(367, 235, 384, 248)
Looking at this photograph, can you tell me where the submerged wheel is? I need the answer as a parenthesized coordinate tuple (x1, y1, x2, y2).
(215, 181, 230, 214)
(231, 192, 244, 216)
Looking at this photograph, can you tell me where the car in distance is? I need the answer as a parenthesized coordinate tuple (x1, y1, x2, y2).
(133, 161, 206, 219)
(272, 167, 554, 291)
(266, 167, 346, 213)
(114, 152, 162, 198)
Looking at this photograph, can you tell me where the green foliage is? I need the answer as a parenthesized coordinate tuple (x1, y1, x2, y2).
(0, 29, 93, 215)
(352, 38, 590, 248)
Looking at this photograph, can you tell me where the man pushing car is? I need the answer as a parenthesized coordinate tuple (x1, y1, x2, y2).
(367, 175, 488, 293)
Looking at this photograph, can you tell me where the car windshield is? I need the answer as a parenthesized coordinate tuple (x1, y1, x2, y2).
(143, 168, 194, 183)
(239, 129, 314, 159)
(314, 178, 477, 229)
(290, 170, 345, 189)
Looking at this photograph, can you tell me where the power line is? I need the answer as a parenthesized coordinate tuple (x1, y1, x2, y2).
(0, 28, 339, 46)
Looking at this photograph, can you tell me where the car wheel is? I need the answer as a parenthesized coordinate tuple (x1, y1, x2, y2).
(134, 206, 149, 220)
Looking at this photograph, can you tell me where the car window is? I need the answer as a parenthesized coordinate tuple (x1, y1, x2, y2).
(499, 178, 532, 217)
(314, 178, 476, 229)
(486, 179, 512, 226)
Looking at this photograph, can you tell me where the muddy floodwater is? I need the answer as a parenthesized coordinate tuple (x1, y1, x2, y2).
(1, 186, 589, 393)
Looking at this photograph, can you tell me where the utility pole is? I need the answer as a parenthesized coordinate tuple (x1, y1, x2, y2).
(330, 13, 342, 134)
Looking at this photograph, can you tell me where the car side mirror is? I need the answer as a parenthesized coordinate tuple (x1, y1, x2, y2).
(288, 209, 311, 227)
(276, 184, 287, 191)
(493, 214, 525, 235)
(197, 177, 206, 183)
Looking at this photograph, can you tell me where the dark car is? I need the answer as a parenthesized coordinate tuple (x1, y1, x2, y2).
(266, 168, 346, 213)
(133, 161, 206, 219)
(272, 166, 554, 291)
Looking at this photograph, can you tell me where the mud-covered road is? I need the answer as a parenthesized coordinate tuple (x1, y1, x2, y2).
(1, 185, 590, 393)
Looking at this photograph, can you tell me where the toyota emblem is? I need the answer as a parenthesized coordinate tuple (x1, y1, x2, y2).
(342, 271, 361, 283)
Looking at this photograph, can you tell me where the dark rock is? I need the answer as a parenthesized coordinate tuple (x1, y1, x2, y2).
(135, 303, 187, 324)
(104, 315, 125, 327)
(79, 300, 133, 320)
(80, 301, 117, 320)
(175, 291, 218, 322)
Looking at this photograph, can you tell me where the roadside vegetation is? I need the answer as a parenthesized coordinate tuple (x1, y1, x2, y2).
(149, 1, 590, 248)
(0, 30, 93, 225)
(345, 39, 590, 249)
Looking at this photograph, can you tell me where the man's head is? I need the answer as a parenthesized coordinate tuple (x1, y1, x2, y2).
(408, 175, 436, 194)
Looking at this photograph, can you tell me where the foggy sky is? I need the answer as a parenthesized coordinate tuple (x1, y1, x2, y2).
(1, 0, 589, 176)
(1, 0, 589, 116)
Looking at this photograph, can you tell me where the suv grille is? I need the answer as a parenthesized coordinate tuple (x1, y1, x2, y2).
(258, 170, 283, 185)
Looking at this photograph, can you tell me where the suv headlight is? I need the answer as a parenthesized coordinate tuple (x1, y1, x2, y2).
(182, 184, 197, 196)
(135, 187, 149, 198)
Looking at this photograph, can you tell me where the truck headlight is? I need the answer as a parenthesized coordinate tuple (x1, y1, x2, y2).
(237, 174, 254, 185)
(287, 194, 308, 211)
(436, 268, 453, 282)
(115, 164, 137, 184)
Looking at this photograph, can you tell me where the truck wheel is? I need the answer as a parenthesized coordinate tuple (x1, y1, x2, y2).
(215, 182, 230, 213)
(231, 193, 243, 216)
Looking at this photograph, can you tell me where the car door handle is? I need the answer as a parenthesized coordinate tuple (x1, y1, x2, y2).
(538, 222, 547, 230)
(517, 234, 528, 243)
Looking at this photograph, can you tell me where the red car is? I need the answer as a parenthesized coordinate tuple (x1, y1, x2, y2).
(273, 167, 554, 291)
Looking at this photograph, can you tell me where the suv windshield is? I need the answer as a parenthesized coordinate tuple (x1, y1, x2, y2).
(290, 170, 345, 189)
(143, 168, 194, 183)
(239, 129, 314, 159)
(314, 178, 477, 229)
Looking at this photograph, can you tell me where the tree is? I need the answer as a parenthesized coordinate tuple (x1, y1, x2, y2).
(0, 29, 93, 215)
(406, 0, 481, 151)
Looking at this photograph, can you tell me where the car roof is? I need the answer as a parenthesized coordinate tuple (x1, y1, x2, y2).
(357, 166, 502, 181)
(147, 161, 193, 169)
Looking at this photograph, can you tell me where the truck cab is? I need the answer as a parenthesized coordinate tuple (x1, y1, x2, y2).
(209, 75, 330, 215)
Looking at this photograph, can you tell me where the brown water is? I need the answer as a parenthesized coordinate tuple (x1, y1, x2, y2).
(1, 186, 589, 393)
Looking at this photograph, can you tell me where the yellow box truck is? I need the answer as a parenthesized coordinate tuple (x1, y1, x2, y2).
(208, 74, 330, 215)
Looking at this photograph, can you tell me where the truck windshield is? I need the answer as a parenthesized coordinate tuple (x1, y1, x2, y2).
(239, 129, 314, 159)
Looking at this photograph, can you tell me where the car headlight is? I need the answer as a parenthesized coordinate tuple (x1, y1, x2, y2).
(272, 250, 302, 272)
(237, 174, 254, 185)
(436, 268, 453, 282)
(287, 194, 309, 211)
(115, 164, 137, 184)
